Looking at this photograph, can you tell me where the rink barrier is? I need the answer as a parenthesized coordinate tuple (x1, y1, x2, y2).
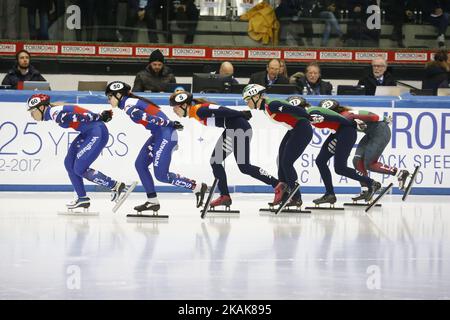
(1, 90, 450, 195)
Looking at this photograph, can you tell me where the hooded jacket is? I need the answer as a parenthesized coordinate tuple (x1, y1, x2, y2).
(1, 64, 47, 89)
(422, 62, 449, 94)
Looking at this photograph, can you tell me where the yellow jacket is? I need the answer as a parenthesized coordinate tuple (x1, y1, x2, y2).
(240, 1, 280, 45)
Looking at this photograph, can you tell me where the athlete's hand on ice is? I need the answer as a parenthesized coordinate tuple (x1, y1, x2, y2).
(100, 110, 113, 122)
(383, 115, 392, 125)
(240, 110, 252, 121)
(354, 119, 367, 131)
(310, 114, 324, 124)
(172, 121, 184, 131)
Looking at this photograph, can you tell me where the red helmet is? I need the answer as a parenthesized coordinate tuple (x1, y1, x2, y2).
(26, 94, 50, 111)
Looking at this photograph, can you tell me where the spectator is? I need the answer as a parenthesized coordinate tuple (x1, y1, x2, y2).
(275, 0, 314, 46)
(248, 59, 289, 87)
(173, 0, 200, 44)
(422, 49, 450, 94)
(219, 61, 239, 84)
(316, 0, 345, 47)
(0, 0, 19, 40)
(295, 62, 333, 95)
(1, 50, 47, 89)
(343, 0, 380, 47)
(24, 0, 51, 40)
(75, 0, 96, 42)
(279, 59, 289, 78)
(132, 49, 176, 92)
(385, 0, 417, 48)
(421, 0, 450, 48)
(125, 0, 159, 43)
(358, 58, 396, 95)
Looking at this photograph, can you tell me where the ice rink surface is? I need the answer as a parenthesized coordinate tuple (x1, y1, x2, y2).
(0, 191, 449, 300)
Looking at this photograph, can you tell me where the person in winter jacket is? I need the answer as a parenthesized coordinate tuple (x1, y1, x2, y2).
(1, 50, 47, 90)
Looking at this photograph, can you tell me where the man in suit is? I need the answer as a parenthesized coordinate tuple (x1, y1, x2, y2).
(358, 58, 396, 95)
(248, 59, 289, 87)
(295, 62, 333, 95)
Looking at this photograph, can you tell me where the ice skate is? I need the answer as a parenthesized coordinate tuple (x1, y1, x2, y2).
(211, 195, 232, 207)
(208, 195, 240, 214)
(66, 197, 91, 210)
(272, 182, 289, 206)
(306, 194, 344, 210)
(127, 198, 168, 219)
(58, 197, 98, 216)
(110, 181, 126, 202)
(112, 181, 137, 213)
(402, 166, 420, 201)
(364, 181, 382, 202)
(201, 179, 218, 219)
(366, 183, 393, 213)
(194, 182, 208, 208)
(352, 190, 369, 202)
(397, 169, 410, 191)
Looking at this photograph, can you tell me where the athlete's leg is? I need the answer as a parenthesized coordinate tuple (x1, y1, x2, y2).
(316, 134, 337, 195)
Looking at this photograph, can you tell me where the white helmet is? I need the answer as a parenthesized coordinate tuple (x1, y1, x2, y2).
(242, 84, 266, 100)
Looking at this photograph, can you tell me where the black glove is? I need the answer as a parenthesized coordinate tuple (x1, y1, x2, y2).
(172, 120, 184, 131)
(100, 110, 113, 122)
(241, 110, 252, 121)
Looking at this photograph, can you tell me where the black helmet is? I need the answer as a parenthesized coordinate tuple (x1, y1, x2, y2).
(105, 81, 131, 97)
(286, 95, 310, 108)
(318, 99, 340, 110)
(169, 91, 193, 107)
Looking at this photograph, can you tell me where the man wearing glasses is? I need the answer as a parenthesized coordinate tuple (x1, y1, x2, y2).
(358, 58, 397, 95)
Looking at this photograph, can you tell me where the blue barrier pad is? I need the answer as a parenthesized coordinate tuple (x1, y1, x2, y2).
(3, 90, 450, 108)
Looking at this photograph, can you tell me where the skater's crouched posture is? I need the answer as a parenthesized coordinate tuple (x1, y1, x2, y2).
(26, 93, 126, 209)
(287, 96, 382, 205)
(105, 81, 207, 213)
(242, 84, 315, 208)
(317, 99, 410, 201)
(169, 90, 279, 208)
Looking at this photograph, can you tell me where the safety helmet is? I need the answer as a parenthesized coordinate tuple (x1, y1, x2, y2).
(105, 81, 131, 98)
(242, 84, 266, 101)
(26, 93, 50, 111)
(286, 95, 310, 108)
(169, 91, 193, 107)
(318, 99, 340, 110)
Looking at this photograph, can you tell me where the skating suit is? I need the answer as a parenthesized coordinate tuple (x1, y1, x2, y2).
(189, 103, 278, 196)
(43, 105, 116, 197)
(118, 96, 196, 196)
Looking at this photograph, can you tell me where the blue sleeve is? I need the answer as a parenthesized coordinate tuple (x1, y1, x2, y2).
(126, 105, 171, 127)
(267, 101, 310, 119)
(196, 106, 243, 119)
(56, 111, 100, 124)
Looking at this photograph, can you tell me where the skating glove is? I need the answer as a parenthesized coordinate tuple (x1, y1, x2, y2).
(100, 110, 113, 122)
(310, 114, 324, 124)
(240, 110, 252, 121)
(172, 121, 184, 131)
(383, 115, 392, 124)
(354, 119, 367, 131)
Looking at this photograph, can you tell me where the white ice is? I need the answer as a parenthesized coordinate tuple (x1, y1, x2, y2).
(0, 192, 449, 300)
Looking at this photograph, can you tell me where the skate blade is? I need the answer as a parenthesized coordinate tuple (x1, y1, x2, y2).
(305, 205, 345, 211)
(402, 166, 420, 201)
(112, 181, 138, 213)
(344, 203, 381, 207)
(58, 210, 99, 216)
(127, 213, 169, 219)
(366, 183, 393, 213)
(200, 179, 219, 219)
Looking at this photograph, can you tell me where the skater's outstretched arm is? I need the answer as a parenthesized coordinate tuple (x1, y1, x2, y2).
(125, 105, 173, 128)
(341, 110, 379, 122)
(195, 105, 244, 119)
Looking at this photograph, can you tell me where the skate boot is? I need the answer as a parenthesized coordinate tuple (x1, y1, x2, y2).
(352, 189, 370, 202)
(110, 181, 126, 202)
(272, 182, 289, 205)
(397, 170, 410, 190)
(134, 198, 160, 213)
(364, 181, 382, 202)
(286, 198, 303, 208)
(210, 195, 232, 208)
(194, 182, 208, 208)
(66, 197, 91, 210)
(313, 194, 337, 205)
